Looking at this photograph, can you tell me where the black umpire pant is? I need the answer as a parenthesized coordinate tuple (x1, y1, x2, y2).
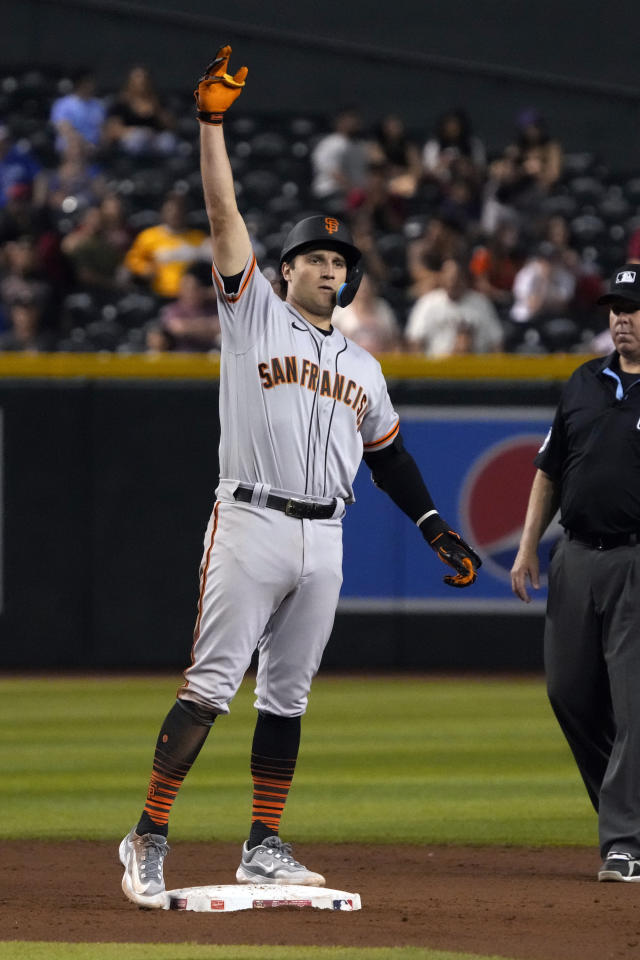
(545, 534, 640, 859)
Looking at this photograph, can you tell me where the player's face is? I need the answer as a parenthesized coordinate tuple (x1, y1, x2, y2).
(609, 299, 640, 364)
(283, 249, 347, 322)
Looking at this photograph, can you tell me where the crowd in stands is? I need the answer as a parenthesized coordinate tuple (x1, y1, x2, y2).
(0, 65, 635, 357)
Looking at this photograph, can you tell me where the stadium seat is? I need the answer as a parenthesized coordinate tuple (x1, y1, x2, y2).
(113, 292, 159, 328)
(597, 186, 630, 223)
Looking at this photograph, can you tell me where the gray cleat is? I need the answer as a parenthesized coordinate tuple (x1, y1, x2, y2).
(236, 835, 325, 886)
(598, 851, 640, 882)
(119, 827, 170, 907)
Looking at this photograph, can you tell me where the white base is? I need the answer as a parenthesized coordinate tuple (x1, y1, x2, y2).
(163, 883, 361, 912)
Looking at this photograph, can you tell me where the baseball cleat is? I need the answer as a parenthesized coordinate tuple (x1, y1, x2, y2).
(119, 826, 170, 907)
(235, 835, 325, 886)
(598, 851, 640, 882)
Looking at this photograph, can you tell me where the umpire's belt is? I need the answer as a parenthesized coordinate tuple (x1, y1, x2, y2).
(234, 483, 338, 520)
(566, 530, 640, 550)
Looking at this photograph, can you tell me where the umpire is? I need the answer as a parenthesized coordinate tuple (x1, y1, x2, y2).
(511, 264, 640, 883)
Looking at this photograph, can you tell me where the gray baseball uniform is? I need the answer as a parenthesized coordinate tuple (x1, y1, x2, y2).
(179, 252, 399, 716)
(120, 55, 480, 904)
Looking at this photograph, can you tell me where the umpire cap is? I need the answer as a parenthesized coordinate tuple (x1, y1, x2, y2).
(280, 215, 361, 269)
(597, 264, 640, 307)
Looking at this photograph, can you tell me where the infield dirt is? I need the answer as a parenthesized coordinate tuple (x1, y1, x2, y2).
(2, 841, 640, 959)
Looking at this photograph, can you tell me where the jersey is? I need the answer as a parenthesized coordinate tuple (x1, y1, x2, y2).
(181, 252, 399, 715)
(535, 354, 640, 535)
(212, 253, 400, 503)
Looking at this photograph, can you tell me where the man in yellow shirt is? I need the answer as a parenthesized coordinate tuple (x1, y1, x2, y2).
(124, 192, 210, 298)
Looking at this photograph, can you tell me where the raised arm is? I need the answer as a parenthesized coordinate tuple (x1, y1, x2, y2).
(511, 468, 560, 602)
(195, 46, 252, 276)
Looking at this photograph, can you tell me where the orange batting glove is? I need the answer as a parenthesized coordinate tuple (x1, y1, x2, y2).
(421, 514, 482, 588)
(194, 45, 248, 125)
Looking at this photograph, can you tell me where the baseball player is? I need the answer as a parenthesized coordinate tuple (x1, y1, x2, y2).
(119, 46, 482, 908)
(511, 264, 640, 881)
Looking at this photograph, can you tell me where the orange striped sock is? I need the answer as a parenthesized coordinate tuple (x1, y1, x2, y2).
(137, 700, 213, 837)
(141, 749, 195, 829)
(250, 753, 297, 836)
(248, 712, 301, 847)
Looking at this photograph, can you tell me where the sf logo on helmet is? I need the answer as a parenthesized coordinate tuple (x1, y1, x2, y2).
(324, 217, 339, 235)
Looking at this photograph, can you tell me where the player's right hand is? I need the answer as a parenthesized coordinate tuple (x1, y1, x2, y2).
(510, 549, 540, 603)
(194, 45, 248, 124)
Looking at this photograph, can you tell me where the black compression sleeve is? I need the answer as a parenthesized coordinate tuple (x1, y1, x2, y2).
(363, 433, 437, 526)
(222, 270, 244, 294)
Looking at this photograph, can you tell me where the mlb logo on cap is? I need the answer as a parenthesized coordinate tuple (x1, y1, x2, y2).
(597, 263, 640, 306)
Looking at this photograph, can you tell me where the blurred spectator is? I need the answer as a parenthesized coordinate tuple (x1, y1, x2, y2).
(0, 183, 42, 241)
(0, 126, 41, 208)
(470, 222, 525, 313)
(311, 108, 368, 214)
(0, 184, 69, 298)
(49, 70, 106, 154)
(438, 174, 482, 232)
(61, 204, 127, 293)
(347, 161, 406, 233)
(123, 192, 210, 299)
(104, 65, 177, 155)
(405, 257, 503, 355)
(0, 183, 57, 260)
(543, 214, 581, 274)
(348, 210, 392, 289)
(507, 242, 576, 349)
(98, 192, 134, 255)
(144, 321, 176, 352)
(422, 109, 486, 184)
(505, 108, 563, 192)
(626, 226, 640, 263)
(406, 245, 442, 301)
(156, 265, 220, 351)
(407, 214, 469, 296)
(332, 274, 401, 353)
(480, 154, 525, 234)
(542, 213, 603, 329)
(0, 296, 55, 351)
(33, 133, 105, 216)
(0, 235, 54, 321)
(369, 114, 422, 197)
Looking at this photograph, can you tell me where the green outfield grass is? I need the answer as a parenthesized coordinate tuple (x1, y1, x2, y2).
(0, 945, 508, 960)
(0, 673, 594, 846)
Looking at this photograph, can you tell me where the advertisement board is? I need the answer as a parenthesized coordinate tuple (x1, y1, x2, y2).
(340, 406, 562, 612)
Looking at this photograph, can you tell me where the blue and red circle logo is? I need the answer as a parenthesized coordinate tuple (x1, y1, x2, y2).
(459, 434, 560, 585)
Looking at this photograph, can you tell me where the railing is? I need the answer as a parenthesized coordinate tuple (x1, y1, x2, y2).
(0, 351, 593, 381)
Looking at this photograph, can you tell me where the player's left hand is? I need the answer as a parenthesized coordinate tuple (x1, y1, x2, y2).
(194, 45, 248, 124)
(421, 515, 482, 588)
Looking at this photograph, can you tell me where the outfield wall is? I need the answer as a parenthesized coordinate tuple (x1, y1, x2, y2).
(0, 353, 576, 671)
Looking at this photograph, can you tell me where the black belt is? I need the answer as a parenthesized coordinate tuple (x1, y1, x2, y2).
(233, 485, 337, 520)
(567, 530, 640, 550)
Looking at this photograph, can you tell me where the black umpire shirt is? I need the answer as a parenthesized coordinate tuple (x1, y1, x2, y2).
(535, 352, 640, 536)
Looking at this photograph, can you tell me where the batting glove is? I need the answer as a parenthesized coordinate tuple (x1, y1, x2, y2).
(195, 45, 248, 125)
(421, 514, 482, 588)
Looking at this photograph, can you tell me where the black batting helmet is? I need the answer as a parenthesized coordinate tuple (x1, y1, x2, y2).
(279, 215, 363, 307)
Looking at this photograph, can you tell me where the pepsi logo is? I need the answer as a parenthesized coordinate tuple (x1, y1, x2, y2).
(459, 434, 561, 585)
